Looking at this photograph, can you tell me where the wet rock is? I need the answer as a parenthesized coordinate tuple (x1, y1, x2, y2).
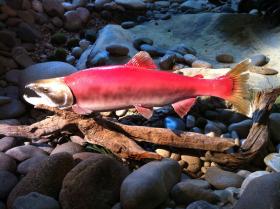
(269, 113, 280, 143)
(106, 44, 129, 56)
(0, 99, 26, 120)
(115, 0, 146, 10)
(60, 155, 129, 209)
(42, 0, 64, 17)
(192, 60, 212, 68)
(0, 171, 18, 199)
(120, 159, 181, 209)
(264, 153, 280, 172)
(121, 21, 136, 29)
(133, 37, 153, 51)
(71, 47, 83, 58)
(216, 53, 234, 63)
(164, 116, 185, 131)
(0, 153, 17, 173)
(6, 145, 47, 161)
(140, 44, 164, 57)
(13, 192, 60, 209)
(183, 54, 197, 66)
(240, 171, 270, 195)
(0, 96, 11, 105)
(205, 167, 244, 189)
(186, 200, 219, 209)
(159, 54, 176, 70)
(7, 153, 74, 208)
(171, 180, 219, 205)
(181, 155, 201, 173)
(50, 142, 83, 155)
(76, 7, 90, 24)
(64, 10, 82, 31)
(250, 54, 269, 66)
(228, 119, 252, 138)
(186, 115, 196, 129)
(16, 22, 41, 43)
(234, 173, 280, 209)
(0, 137, 18, 152)
(0, 56, 18, 74)
(17, 155, 48, 175)
(12, 47, 34, 68)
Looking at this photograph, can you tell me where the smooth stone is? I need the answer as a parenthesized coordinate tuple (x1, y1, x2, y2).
(192, 60, 212, 68)
(62, 2, 76, 11)
(171, 180, 219, 205)
(60, 155, 129, 209)
(71, 47, 83, 58)
(13, 192, 60, 209)
(190, 127, 202, 134)
(121, 21, 136, 29)
(64, 10, 82, 31)
(79, 39, 90, 50)
(276, 144, 280, 153)
(0, 171, 18, 199)
(88, 50, 109, 66)
(155, 1, 170, 7)
(66, 55, 75, 65)
(51, 17, 63, 27)
(236, 170, 251, 178)
(183, 54, 197, 66)
(240, 171, 270, 195)
(16, 22, 42, 43)
(0, 99, 26, 119)
(42, 0, 64, 17)
(180, 0, 209, 11)
(0, 152, 17, 173)
(72, 152, 101, 162)
(7, 153, 74, 208)
(204, 121, 222, 136)
(264, 153, 280, 172)
(170, 43, 196, 55)
(6, 145, 47, 162)
(159, 54, 176, 70)
(186, 115, 196, 129)
(140, 44, 164, 57)
(155, 149, 171, 158)
(234, 173, 280, 209)
(32, 0, 43, 12)
(76, 7, 90, 23)
(133, 37, 153, 51)
(216, 53, 234, 63)
(205, 167, 244, 190)
(106, 44, 129, 56)
(228, 119, 253, 138)
(17, 155, 48, 175)
(164, 116, 185, 131)
(12, 47, 34, 68)
(114, 0, 146, 10)
(0, 56, 18, 74)
(95, 0, 112, 9)
(181, 155, 201, 173)
(186, 200, 219, 209)
(250, 54, 269, 66)
(0, 137, 18, 152)
(120, 159, 181, 209)
(50, 142, 83, 155)
(269, 113, 280, 143)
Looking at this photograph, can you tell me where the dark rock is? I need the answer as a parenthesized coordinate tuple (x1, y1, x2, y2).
(133, 37, 153, 51)
(6, 0, 24, 10)
(0, 137, 18, 152)
(186, 200, 219, 209)
(95, 0, 112, 10)
(84, 29, 97, 42)
(13, 192, 60, 209)
(7, 153, 74, 208)
(12, 47, 34, 68)
(216, 53, 234, 63)
(72, 0, 88, 7)
(51, 33, 67, 45)
(0, 99, 26, 120)
(17, 155, 48, 175)
(140, 44, 164, 57)
(76, 7, 90, 23)
(42, 0, 64, 17)
(228, 119, 252, 138)
(170, 43, 196, 55)
(121, 21, 136, 29)
(106, 44, 129, 56)
(164, 116, 185, 131)
(159, 54, 176, 70)
(87, 50, 109, 67)
(205, 167, 244, 190)
(183, 54, 197, 66)
(64, 10, 82, 31)
(0, 153, 17, 173)
(71, 47, 83, 59)
(269, 113, 280, 143)
(120, 159, 181, 209)
(186, 115, 196, 129)
(192, 60, 212, 68)
(72, 152, 101, 162)
(50, 142, 83, 155)
(0, 31, 17, 48)
(234, 173, 280, 209)
(59, 155, 129, 209)
(51, 17, 63, 27)
(0, 201, 5, 209)
(115, 0, 146, 10)
(250, 54, 269, 66)
(53, 48, 68, 61)
(16, 22, 41, 43)
(6, 145, 47, 162)
(0, 171, 18, 199)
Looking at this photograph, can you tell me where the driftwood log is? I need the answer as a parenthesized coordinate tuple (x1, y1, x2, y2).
(0, 88, 279, 167)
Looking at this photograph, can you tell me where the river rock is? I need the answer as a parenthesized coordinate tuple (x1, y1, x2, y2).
(120, 159, 180, 209)
(6, 145, 47, 161)
(59, 155, 129, 209)
(264, 153, 280, 172)
(64, 10, 82, 31)
(13, 192, 60, 209)
(0, 137, 18, 152)
(7, 153, 74, 208)
(17, 155, 48, 175)
(106, 44, 129, 56)
(240, 171, 270, 195)
(181, 155, 201, 173)
(228, 119, 252, 138)
(72, 152, 101, 162)
(205, 167, 244, 189)
(42, 0, 64, 17)
(50, 142, 83, 155)
(269, 113, 280, 143)
(216, 53, 234, 63)
(0, 30, 17, 48)
(12, 47, 34, 68)
(250, 54, 269, 66)
(192, 60, 212, 68)
(0, 171, 18, 199)
(164, 116, 185, 131)
(16, 22, 41, 43)
(234, 173, 280, 209)
(0, 153, 17, 173)
(186, 200, 219, 209)
(115, 0, 146, 10)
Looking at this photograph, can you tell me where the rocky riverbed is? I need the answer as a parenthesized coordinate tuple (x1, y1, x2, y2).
(0, 0, 280, 209)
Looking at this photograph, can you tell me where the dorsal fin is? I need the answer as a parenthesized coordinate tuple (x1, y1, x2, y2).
(125, 51, 157, 69)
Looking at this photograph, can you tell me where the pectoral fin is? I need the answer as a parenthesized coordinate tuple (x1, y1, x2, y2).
(72, 104, 92, 115)
(134, 105, 153, 119)
(172, 98, 197, 118)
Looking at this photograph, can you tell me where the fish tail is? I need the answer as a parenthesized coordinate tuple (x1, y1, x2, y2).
(224, 59, 251, 115)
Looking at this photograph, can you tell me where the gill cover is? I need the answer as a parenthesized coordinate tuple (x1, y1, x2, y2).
(23, 77, 74, 109)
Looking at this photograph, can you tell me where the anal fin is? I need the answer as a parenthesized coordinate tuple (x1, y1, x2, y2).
(172, 98, 197, 118)
(134, 105, 153, 119)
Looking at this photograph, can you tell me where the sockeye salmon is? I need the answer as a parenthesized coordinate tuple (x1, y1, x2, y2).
(23, 51, 251, 119)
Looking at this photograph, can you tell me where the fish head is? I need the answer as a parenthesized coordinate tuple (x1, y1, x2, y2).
(23, 77, 74, 109)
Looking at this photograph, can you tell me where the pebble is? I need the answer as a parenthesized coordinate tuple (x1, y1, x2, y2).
(121, 159, 181, 209)
(0, 152, 17, 173)
(170, 153, 181, 161)
(250, 54, 269, 66)
(0, 171, 18, 199)
(66, 55, 75, 65)
(76, 7, 90, 23)
(186, 200, 219, 209)
(0, 30, 17, 48)
(95, 0, 112, 10)
(171, 180, 219, 205)
(190, 127, 202, 134)
(114, 0, 146, 10)
(12, 46, 34, 68)
(216, 53, 234, 63)
(205, 167, 244, 189)
(88, 50, 109, 67)
(51, 33, 67, 45)
(155, 148, 171, 158)
(42, 0, 64, 17)
(79, 39, 90, 50)
(204, 121, 222, 136)
(0, 137, 18, 152)
(183, 54, 197, 66)
(159, 54, 176, 70)
(264, 153, 280, 172)
(186, 115, 196, 129)
(140, 44, 164, 57)
(50, 142, 83, 155)
(181, 155, 201, 173)
(13, 192, 60, 209)
(72, 0, 88, 7)
(60, 155, 129, 209)
(164, 116, 185, 131)
(17, 155, 48, 175)
(6, 145, 47, 162)
(192, 60, 212, 68)
(71, 47, 83, 58)
(228, 119, 252, 138)
(133, 37, 153, 51)
(32, 0, 44, 12)
(7, 153, 74, 208)
(106, 44, 129, 56)
(121, 21, 136, 29)
(62, 2, 76, 11)
(64, 10, 82, 31)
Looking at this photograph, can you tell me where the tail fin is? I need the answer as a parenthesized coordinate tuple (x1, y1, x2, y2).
(224, 59, 251, 115)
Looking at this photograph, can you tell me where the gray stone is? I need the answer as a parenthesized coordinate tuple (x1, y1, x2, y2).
(32, 0, 44, 12)
(0, 152, 17, 173)
(6, 145, 47, 161)
(121, 21, 136, 29)
(159, 54, 176, 70)
(228, 119, 252, 138)
(12, 47, 34, 68)
(71, 47, 83, 58)
(50, 142, 83, 155)
(180, 0, 209, 12)
(95, 0, 112, 9)
(186, 115, 196, 129)
(250, 54, 269, 66)
(16, 22, 41, 43)
(106, 44, 129, 56)
(72, 0, 88, 7)
(264, 153, 280, 172)
(17, 155, 48, 175)
(76, 7, 90, 23)
(51, 17, 63, 27)
(133, 37, 153, 51)
(0, 171, 18, 199)
(13, 192, 60, 209)
(66, 55, 75, 65)
(64, 10, 82, 31)
(205, 167, 244, 189)
(192, 60, 212, 68)
(216, 53, 234, 63)
(42, 0, 64, 17)
(183, 54, 197, 66)
(115, 0, 146, 10)
(0, 99, 26, 119)
(204, 121, 222, 136)
(186, 200, 219, 209)
(0, 137, 18, 152)
(140, 44, 164, 57)
(234, 173, 280, 209)
(120, 159, 181, 209)
(88, 50, 109, 67)
(79, 39, 90, 50)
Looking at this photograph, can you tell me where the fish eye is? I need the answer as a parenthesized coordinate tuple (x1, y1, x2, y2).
(41, 87, 49, 93)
